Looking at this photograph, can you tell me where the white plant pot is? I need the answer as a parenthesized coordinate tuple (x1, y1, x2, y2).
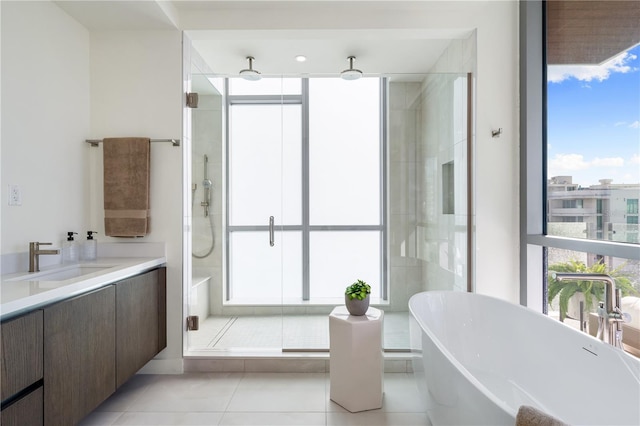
(567, 292, 598, 320)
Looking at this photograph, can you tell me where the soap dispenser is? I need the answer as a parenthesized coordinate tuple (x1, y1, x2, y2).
(82, 231, 98, 261)
(62, 231, 79, 263)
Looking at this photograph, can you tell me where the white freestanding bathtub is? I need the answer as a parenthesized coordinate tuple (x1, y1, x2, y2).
(409, 291, 640, 425)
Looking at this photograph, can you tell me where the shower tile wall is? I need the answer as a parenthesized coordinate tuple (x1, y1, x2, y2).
(191, 93, 223, 316)
(416, 35, 476, 293)
(388, 82, 423, 311)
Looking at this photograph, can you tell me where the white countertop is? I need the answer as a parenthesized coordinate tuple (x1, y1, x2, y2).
(1, 256, 166, 321)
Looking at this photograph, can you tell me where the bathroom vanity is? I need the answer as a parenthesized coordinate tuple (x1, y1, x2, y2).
(0, 258, 166, 425)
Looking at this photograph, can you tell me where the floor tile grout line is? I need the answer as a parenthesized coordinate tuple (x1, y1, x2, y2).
(218, 368, 247, 416)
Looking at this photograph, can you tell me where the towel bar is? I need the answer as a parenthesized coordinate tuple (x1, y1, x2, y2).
(85, 139, 180, 147)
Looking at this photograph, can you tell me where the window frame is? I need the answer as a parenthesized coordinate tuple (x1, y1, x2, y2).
(520, 1, 640, 311)
(224, 77, 388, 303)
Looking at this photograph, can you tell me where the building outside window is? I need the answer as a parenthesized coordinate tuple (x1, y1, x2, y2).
(523, 2, 640, 357)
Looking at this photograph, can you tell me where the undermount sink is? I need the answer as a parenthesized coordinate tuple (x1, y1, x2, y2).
(7, 265, 113, 282)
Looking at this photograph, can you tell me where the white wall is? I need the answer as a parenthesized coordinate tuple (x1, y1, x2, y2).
(472, 1, 520, 302)
(89, 30, 184, 371)
(1, 1, 90, 257)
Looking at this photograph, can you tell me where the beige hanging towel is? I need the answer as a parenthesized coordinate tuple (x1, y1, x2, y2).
(103, 137, 150, 237)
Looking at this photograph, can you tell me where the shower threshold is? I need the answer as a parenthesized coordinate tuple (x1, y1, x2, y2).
(186, 312, 410, 352)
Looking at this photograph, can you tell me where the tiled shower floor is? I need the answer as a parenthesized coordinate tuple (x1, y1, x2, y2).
(187, 312, 410, 351)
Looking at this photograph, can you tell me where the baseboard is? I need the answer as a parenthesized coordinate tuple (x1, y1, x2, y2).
(138, 358, 184, 374)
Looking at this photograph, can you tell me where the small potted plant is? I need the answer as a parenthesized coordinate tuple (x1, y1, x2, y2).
(345, 279, 371, 316)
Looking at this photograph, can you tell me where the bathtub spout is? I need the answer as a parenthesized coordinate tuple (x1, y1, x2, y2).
(551, 273, 628, 349)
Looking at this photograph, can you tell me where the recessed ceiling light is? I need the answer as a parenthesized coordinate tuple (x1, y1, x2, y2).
(295, 55, 307, 62)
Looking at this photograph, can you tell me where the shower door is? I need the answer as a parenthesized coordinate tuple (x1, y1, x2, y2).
(227, 95, 302, 303)
(225, 77, 302, 349)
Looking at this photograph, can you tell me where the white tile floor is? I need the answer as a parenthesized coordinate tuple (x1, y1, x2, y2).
(80, 372, 430, 426)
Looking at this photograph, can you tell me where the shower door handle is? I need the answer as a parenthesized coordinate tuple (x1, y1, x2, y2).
(269, 216, 275, 247)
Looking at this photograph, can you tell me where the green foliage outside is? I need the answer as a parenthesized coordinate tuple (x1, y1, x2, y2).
(548, 259, 639, 321)
(345, 279, 371, 300)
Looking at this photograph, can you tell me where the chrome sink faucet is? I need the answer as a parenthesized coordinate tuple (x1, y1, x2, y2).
(552, 273, 630, 349)
(28, 242, 60, 273)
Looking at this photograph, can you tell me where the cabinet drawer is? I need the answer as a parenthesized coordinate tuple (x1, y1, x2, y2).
(0, 386, 43, 426)
(1, 311, 43, 401)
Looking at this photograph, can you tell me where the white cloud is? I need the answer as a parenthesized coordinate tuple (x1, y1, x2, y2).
(549, 153, 590, 171)
(548, 52, 637, 83)
(549, 154, 626, 173)
(630, 121, 640, 129)
(614, 121, 627, 127)
(630, 154, 640, 165)
(591, 157, 624, 167)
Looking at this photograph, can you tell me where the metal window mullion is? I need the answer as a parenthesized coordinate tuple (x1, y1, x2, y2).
(526, 234, 640, 260)
(224, 78, 232, 301)
(228, 225, 303, 232)
(308, 225, 384, 231)
(302, 78, 311, 301)
(228, 95, 302, 105)
(380, 78, 389, 301)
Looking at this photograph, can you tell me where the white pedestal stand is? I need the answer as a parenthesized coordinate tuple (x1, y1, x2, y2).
(329, 306, 384, 412)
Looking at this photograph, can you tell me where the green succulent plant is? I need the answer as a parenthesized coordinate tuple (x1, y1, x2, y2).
(345, 279, 371, 300)
(548, 259, 638, 321)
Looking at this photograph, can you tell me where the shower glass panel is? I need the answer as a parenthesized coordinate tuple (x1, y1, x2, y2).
(185, 70, 473, 354)
(228, 231, 302, 302)
(187, 61, 228, 352)
(309, 78, 381, 226)
(228, 104, 301, 227)
(309, 231, 381, 299)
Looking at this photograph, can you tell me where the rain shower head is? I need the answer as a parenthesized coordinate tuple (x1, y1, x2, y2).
(239, 56, 262, 81)
(340, 56, 363, 80)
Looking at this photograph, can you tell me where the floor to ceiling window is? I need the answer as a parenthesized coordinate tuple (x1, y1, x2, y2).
(226, 77, 386, 304)
(522, 1, 640, 357)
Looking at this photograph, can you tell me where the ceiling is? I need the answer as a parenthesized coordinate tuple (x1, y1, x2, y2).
(54, 1, 485, 77)
(546, 1, 640, 65)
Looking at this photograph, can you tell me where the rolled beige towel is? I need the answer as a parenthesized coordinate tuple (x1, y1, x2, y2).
(516, 405, 568, 426)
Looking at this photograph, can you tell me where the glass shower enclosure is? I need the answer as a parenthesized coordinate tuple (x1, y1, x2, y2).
(184, 56, 473, 355)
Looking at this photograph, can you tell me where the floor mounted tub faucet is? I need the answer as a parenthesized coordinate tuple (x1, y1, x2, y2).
(551, 272, 631, 349)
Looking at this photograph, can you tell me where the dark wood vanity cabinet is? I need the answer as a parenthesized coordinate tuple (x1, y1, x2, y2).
(0, 267, 165, 425)
(44, 285, 116, 426)
(40, 266, 166, 425)
(0, 310, 44, 426)
(116, 267, 167, 387)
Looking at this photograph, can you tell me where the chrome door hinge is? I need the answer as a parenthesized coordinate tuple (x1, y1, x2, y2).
(186, 92, 199, 108)
(186, 315, 199, 331)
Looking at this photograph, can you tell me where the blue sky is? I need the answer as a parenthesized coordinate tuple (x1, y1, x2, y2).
(547, 44, 640, 186)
